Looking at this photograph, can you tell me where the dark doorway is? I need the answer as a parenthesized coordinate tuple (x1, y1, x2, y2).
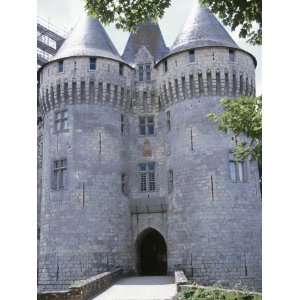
(136, 228, 167, 275)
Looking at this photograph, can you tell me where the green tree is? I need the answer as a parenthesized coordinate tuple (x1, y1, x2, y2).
(208, 96, 262, 164)
(200, 0, 262, 45)
(85, 0, 171, 31)
(85, 0, 261, 45)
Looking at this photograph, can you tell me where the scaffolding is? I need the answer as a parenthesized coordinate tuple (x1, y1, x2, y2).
(37, 17, 67, 67)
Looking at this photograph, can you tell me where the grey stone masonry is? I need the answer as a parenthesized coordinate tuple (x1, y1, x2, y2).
(37, 5, 261, 293)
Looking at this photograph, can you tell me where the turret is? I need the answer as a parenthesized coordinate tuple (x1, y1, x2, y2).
(38, 14, 134, 291)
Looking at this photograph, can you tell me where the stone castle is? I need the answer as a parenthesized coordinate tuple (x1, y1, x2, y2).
(37, 2, 262, 292)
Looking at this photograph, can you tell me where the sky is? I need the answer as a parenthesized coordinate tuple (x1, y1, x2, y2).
(38, 0, 262, 94)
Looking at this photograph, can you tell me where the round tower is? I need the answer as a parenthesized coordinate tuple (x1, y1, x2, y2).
(38, 14, 134, 290)
(155, 3, 261, 290)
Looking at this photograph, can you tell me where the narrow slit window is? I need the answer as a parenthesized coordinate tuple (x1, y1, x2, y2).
(121, 173, 126, 194)
(168, 169, 174, 193)
(58, 60, 64, 73)
(164, 60, 168, 73)
(229, 49, 235, 62)
(188, 49, 195, 63)
(119, 63, 124, 76)
(89, 57, 96, 71)
(166, 111, 171, 131)
(121, 114, 125, 135)
(50, 86, 54, 103)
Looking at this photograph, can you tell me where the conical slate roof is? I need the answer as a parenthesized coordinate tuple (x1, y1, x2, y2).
(170, 3, 239, 55)
(122, 21, 169, 64)
(51, 13, 123, 62)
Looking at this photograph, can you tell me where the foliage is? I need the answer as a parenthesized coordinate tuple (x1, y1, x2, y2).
(200, 0, 262, 45)
(85, 0, 171, 31)
(208, 96, 262, 164)
(177, 286, 262, 300)
(85, 0, 261, 45)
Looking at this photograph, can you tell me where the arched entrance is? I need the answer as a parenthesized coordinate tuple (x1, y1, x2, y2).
(135, 228, 167, 275)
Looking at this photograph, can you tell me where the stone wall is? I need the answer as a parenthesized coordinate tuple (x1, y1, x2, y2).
(37, 268, 122, 300)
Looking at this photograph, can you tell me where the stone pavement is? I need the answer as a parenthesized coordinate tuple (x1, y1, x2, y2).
(93, 276, 176, 300)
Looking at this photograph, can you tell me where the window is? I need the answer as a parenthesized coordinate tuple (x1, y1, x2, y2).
(163, 84, 168, 103)
(139, 115, 154, 135)
(146, 64, 151, 80)
(113, 85, 118, 103)
(98, 82, 103, 102)
(89, 57, 96, 71)
(54, 109, 68, 132)
(188, 49, 195, 63)
(168, 169, 174, 193)
(166, 111, 171, 131)
(229, 49, 235, 62)
(53, 159, 67, 190)
(121, 173, 126, 194)
(121, 114, 125, 135)
(119, 63, 124, 76)
(58, 60, 64, 73)
(164, 60, 168, 73)
(138, 65, 144, 81)
(229, 159, 247, 183)
(138, 162, 155, 192)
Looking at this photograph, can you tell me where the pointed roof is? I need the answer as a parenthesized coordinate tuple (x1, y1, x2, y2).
(122, 21, 169, 65)
(51, 13, 123, 63)
(170, 2, 239, 55)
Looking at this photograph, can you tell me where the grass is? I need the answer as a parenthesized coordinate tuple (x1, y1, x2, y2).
(177, 286, 262, 300)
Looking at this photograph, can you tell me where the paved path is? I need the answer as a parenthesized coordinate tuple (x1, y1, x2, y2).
(93, 276, 176, 300)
